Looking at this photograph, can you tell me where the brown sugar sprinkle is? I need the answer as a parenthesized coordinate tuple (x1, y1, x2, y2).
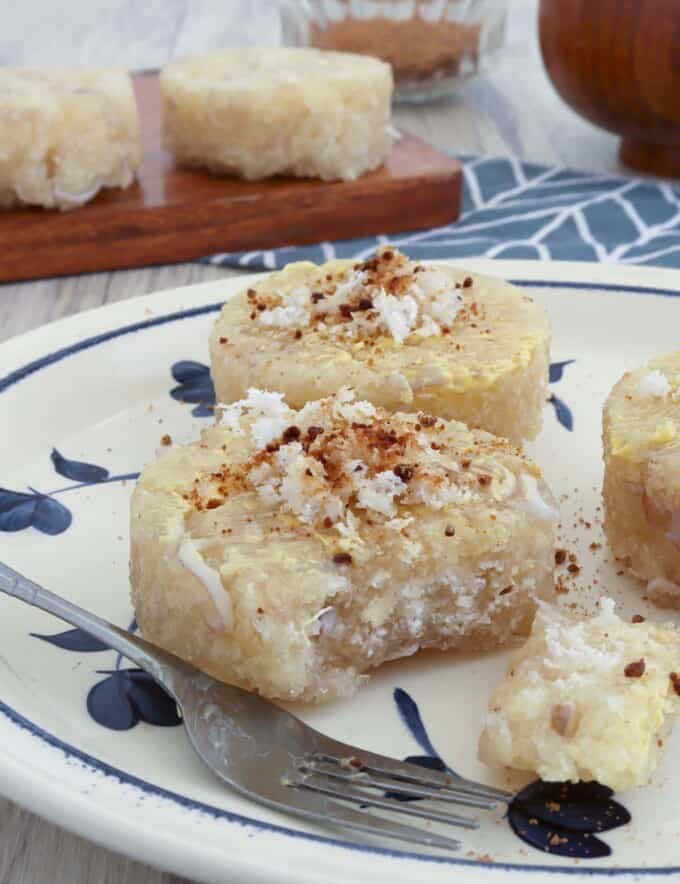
(246, 288, 257, 300)
(339, 303, 353, 318)
(256, 303, 266, 312)
(250, 312, 256, 320)
(554, 549, 567, 565)
(282, 425, 301, 443)
(631, 614, 645, 623)
(462, 276, 473, 288)
(567, 563, 580, 575)
(624, 659, 646, 678)
(311, 292, 325, 303)
(589, 542, 602, 551)
(357, 298, 373, 311)
(393, 463, 415, 482)
(256, 607, 264, 614)
(381, 249, 394, 261)
(307, 426, 324, 441)
(461, 459, 471, 470)
(499, 586, 513, 596)
(444, 525, 456, 537)
(470, 302, 478, 316)
(219, 336, 228, 344)
(333, 552, 353, 565)
(555, 577, 569, 594)
(206, 499, 222, 510)
(294, 329, 303, 340)
(478, 474, 492, 486)
(670, 673, 680, 696)
(418, 413, 437, 428)
(323, 516, 333, 529)
(160, 433, 172, 446)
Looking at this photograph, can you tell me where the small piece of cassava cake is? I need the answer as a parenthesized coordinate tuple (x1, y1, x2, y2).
(130, 389, 557, 702)
(0, 66, 141, 210)
(210, 247, 551, 444)
(603, 353, 680, 607)
(160, 48, 392, 181)
(478, 599, 680, 791)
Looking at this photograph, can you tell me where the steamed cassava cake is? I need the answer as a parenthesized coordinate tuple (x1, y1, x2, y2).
(0, 66, 141, 210)
(160, 47, 392, 181)
(210, 247, 551, 444)
(603, 353, 680, 607)
(479, 599, 680, 791)
(130, 389, 557, 702)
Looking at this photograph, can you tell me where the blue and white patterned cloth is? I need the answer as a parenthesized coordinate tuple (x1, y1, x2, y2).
(201, 154, 680, 271)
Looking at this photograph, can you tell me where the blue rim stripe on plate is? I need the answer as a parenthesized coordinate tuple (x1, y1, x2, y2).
(1, 277, 680, 876)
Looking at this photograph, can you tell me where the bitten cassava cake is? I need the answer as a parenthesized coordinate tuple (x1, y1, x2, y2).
(478, 599, 680, 792)
(160, 47, 393, 181)
(131, 389, 557, 702)
(210, 247, 551, 444)
(603, 353, 680, 607)
(0, 66, 141, 210)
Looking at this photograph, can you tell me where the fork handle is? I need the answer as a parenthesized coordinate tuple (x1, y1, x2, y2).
(0, 560, 187, 693)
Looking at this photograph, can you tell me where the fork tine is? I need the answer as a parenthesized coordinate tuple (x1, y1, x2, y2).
(298, 760, 497, 810)
(321, 798, 462, 851)
(311, 751, 512, 803)
(287, 769, 479, 829)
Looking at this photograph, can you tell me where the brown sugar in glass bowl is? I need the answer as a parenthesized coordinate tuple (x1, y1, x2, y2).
(539, 0, 680, 178)
(286, 0, 508, 102)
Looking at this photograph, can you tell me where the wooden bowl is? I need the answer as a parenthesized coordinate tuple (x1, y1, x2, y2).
(538, 0, 680, 178)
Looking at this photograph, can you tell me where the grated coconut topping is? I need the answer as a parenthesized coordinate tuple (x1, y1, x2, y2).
(251, 246, 465, 343)
(204, 388, 554, 533)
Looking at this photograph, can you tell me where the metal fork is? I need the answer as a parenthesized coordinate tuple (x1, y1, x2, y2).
(0, 562, 511, 853)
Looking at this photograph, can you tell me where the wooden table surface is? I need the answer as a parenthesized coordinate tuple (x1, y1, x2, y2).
(0, 1, 623, 881)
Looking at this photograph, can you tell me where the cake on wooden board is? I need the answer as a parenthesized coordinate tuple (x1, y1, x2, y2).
(0, 66, 140, 210)
(160, 47, 393, 182)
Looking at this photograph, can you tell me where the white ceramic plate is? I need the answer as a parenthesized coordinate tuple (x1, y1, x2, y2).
(2, 260, 680, 884)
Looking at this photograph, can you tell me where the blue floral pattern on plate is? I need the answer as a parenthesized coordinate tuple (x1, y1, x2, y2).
(33, 620, 182, 732)
(0, 449, 139, 536)
(549, 359, 575, 431)
(170, 360, 216, 417)
(392, 688, 631, 859)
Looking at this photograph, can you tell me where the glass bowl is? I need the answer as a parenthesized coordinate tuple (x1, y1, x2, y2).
(280, 0, 508, 102)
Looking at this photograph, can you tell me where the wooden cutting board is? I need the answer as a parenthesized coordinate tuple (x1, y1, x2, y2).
(0, 71, 462, 283)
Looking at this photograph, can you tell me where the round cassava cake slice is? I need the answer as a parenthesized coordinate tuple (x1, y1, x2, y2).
(209, 246, 551, 444)
(0, 66, 141, 210)
(160, 47, 393, 181)
(603, 352, 680, 607)
(130, 388, 557, 703)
